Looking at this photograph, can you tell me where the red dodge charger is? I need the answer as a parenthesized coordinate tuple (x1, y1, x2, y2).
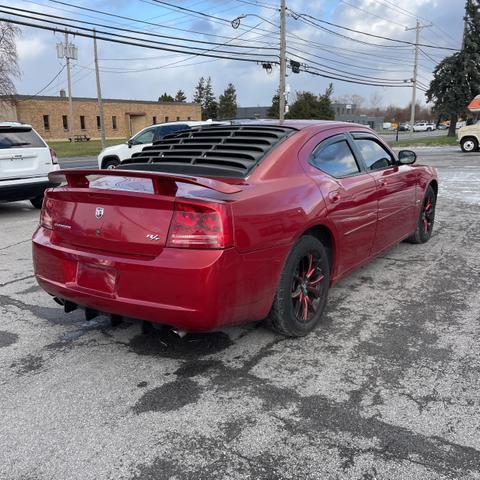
(32, 121, 438, 337)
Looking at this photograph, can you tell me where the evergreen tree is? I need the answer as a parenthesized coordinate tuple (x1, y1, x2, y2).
(218, 83, 237, 119)
(203, 77, 218, 120)
(427, 0, 480, 136)
(287, 84, 334, 120)
(158, 92, 174, 102)
(193, 77, 205, 106)
(267, 91, 280, 118)
(174, 89, 187, 102)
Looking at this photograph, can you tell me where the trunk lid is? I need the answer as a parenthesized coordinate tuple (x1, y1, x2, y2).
(45, 169, 242, 257)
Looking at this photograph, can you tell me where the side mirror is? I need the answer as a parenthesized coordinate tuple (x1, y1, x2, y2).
(398, 150, 416, 165)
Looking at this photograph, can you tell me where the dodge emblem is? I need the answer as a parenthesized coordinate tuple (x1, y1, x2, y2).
(95, 207, 104, 219)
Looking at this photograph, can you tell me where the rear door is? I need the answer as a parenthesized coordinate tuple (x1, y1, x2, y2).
(302, 132, 378, 276)
(0, 126, 51, 180)
(350, 133, 417, 254)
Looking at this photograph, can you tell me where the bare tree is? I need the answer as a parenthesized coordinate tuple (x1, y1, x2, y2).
(369, 91, 384, 112)
(0, 22, 21, 96)
(335, 93, 366, 110)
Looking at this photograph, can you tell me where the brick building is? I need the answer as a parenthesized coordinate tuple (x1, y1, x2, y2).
(0, 94, 201, 141)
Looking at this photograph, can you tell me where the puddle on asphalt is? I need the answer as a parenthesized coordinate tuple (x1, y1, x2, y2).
(0, 330, 18, 348)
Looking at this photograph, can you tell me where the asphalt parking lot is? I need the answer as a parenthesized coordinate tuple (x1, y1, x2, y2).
(1, 147, 480, 480)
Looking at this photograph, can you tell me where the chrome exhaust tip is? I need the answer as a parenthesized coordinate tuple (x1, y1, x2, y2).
(171, 329, 187, 339)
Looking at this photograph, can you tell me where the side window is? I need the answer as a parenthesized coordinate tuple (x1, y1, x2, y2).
(355, 138, 394, 171)
(153, 124, 189, 142)
(311, 140, 360, 178)
(131, 128, 155, 145)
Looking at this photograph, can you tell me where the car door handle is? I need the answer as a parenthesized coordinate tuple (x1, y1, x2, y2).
(328, 190, 341, 202)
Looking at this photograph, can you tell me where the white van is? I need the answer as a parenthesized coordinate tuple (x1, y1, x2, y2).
(0, 122, 59, 208)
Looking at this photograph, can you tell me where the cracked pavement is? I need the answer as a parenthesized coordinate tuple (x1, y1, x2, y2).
(1, 147, 479, 480)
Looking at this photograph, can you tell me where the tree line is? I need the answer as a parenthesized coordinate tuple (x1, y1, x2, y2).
(158, 79, 336, 121)
(158, 77, 238, 120)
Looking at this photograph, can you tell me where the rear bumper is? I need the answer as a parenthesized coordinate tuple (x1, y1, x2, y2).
(0, 180, 58, 202)
(32, 227, 288, 331)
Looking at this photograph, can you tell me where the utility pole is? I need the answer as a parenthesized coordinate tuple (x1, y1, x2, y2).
(93, 29, 106, 150)
(406, 19, 432, 138)
(57, 31, 77, 139)
(278, 0, 286, 122)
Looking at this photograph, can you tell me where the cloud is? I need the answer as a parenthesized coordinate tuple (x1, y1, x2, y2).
(11, 0, 466, 108)
(16, 37, 47, 61)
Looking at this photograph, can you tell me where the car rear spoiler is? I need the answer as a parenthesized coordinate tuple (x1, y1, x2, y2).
(48, 169, 244, 195)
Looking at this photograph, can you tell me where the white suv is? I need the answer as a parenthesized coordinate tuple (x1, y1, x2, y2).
(97, 120, 224, 169)
(413, 122, 436, 132)
(0, 122, 59, 208)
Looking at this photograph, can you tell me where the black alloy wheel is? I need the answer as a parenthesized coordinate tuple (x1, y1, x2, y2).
(406, 185, 436, 244)
(102, 158, 120, 169)
(266, 236, 330, 337)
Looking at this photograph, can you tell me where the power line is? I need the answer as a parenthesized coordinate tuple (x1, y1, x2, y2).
(286, 45, 410, 73)
(44, 0, 277, 46)
(16, 65, 66, 101)
(292, 11, 459, 51)
(369, 0, 461, 47)
(0, 16, 279, 64)
(1, 7, 276, 56)
(300, 66, 412, 88)
(2, 5, 276, 51)
(148, 0, 232, 24)
(294, 15, 412, 49)
(338, 0, 407, 28)
(287, 51, 410, 83)
(89, 19, 271, 73)
(233, 0, 278, 10)
(286, 36, 414, 66)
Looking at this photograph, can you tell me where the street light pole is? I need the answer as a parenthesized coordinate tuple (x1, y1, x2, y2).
(230, 5, 287, 121)
(278, 0, 286, 122)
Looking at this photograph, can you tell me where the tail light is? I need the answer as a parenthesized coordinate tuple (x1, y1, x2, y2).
(40, 195, 54, 229)
(167, 200, 233, 249)
(49, 147, 58, 165)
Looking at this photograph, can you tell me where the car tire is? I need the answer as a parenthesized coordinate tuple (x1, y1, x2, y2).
(30, 195, 44, 209)
(266, 235, 330, 337)
(102, 157, 120, 169)
(406, 185, 436, 244)
(427, 127, 432, 132)
(460, 137, 478, 153)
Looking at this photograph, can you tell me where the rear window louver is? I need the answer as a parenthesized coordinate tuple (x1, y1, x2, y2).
(121, 125, 297, 178)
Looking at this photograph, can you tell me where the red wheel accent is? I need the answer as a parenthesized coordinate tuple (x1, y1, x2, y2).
(422, 193, 435, 234)
(290, 252, 325, 322)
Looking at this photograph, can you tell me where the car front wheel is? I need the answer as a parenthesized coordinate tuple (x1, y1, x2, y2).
(102, 157, 120, 169)
(266, 235, 330, 337)
(460, 137, 478, 152)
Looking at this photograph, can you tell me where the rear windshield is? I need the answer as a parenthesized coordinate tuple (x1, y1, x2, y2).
(0, 128, 45, 149)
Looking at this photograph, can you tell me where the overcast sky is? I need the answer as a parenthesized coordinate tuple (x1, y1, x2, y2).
(8, 0, 466, 108)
